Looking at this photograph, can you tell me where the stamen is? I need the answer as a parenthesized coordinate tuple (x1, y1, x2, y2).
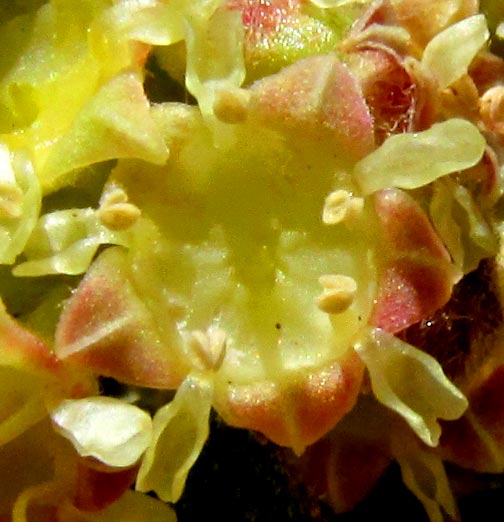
(213, 87, 251, 124)
(316, 274, 357, 314)
(322, 189, 363, 225)
(189, 326, 227, 371)
(0, 145, 23, 218)
(98, 186, 141, 230)
(0, 182, 23, 218)
(480, 86, 504, 134)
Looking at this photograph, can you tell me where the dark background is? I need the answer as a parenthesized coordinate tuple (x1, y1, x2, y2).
(175, 414, 504, 522)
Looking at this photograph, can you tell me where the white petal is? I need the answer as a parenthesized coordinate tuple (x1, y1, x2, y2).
(51, 396, 152, 467)
(355, 328, 468, 447)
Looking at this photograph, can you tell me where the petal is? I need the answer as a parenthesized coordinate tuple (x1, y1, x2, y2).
(371, 189, 457, 332)
(251, 53, 375, 161)
(0, 145, 41, 265)
(393, 433, 459, 522)
(354, 118, 486, 194)
(51, 397, 152, 468)
(13, 208, 131, 277)
(393, 0, 479, 47)
(355, 328, 468, 447)
(374, 188, 451, 261)
(422, 14, 489, 89)
(55, 246, 188, 389)
(40, 73, 169, 189)
(214, 352, 364, 453)
(136, 373, 213, 503)
(370, 258, 455, 333)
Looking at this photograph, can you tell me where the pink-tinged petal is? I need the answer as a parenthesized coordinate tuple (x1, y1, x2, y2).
(214, 351, 364, 451)
(320, 61, 376, 158)
(371, 259, 455, 333)
(251, 54, 375, 161)
(55, 248, 189, 389)
(374, 188, 451, 261)
(371, 189, 455, 333)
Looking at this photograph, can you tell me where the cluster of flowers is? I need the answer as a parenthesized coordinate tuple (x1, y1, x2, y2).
(1, 1, 504, 520)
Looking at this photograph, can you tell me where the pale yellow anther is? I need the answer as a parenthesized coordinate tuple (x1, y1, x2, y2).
(0, 182, 23, 218)
(0, 144, 23, 218)
(480, 86, 504, 133)
(322, 190, 364, 225)
(189, 326, 227, 372)
(316, 274, 357, 314)
(100, 187, 128, 207)
(98, 202, 141, 230)
(498, 22, 504, 39)
(98, 186, 141, 230)
(213, 87, 251, 124)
